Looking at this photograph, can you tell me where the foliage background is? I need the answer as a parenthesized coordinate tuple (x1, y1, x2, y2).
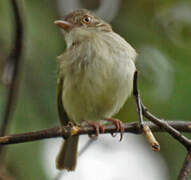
(0, 0, 191, 179)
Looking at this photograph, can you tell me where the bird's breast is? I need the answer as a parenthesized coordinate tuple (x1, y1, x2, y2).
(60, 33, 136, 123)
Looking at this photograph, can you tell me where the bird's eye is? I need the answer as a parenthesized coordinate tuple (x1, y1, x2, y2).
(82, 15, 91, 24)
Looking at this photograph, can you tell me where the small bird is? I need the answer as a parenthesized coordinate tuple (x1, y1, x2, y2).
(55, 9, 137, 171)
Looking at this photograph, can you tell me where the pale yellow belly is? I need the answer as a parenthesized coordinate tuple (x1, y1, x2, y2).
(62, 59, 135, 124)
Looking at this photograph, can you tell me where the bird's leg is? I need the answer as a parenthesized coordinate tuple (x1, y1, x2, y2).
(104, 118, 124, 141)
(86, 121, 105, 138)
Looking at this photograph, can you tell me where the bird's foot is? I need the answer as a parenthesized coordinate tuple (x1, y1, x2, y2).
(105, 118, 124, 141)
(86, 121, 105, 138)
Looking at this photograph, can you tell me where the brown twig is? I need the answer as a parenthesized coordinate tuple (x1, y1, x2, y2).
(133, 71, 191, 180)
(133, 71, 144, 128)
(132, 73, 191, 180)
(133, 71, 160, 151)
(0, 121, 191, 145)
(142, 125, 160, 152)
(178, 152, 191, 180)
(142, 106, 191, 151)
(0, 0, 24, 146)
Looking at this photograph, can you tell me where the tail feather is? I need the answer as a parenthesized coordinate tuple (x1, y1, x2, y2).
(56, 136, 79, 171)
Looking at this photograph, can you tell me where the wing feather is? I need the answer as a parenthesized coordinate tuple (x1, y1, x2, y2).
(57, 76, 69, 126)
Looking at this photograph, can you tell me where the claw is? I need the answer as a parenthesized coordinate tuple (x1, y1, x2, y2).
(87, 121, 105, 138)
(105, 118, 124, 141)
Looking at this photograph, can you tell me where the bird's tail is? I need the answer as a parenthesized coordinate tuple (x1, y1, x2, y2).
(56, 135, 79, 171)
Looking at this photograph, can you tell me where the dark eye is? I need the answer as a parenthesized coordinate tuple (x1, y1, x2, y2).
(82, 15, 91, 24)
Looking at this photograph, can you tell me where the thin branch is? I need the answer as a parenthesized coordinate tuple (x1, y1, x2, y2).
(0, 0, 24, 137)
(133, 71, 160, 151)
(142, 106, 191, 151)
(133, 72, 191, 151)
(142, 125, 160, 151)
(132, 71, 191, 180)
(178, 151, 191, 180)
(133, 71, 144, 128)
(0, 121, 191, 145)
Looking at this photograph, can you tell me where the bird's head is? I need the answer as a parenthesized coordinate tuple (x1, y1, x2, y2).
(54, 9, 112, 46)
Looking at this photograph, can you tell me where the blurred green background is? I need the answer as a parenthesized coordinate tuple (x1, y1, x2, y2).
(0, 0, 191, 179)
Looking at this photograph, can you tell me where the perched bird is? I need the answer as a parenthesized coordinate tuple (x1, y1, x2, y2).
(55, 9, 137, 171)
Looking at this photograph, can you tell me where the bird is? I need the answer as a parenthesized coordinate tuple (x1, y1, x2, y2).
(54, 9, 137, 171)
